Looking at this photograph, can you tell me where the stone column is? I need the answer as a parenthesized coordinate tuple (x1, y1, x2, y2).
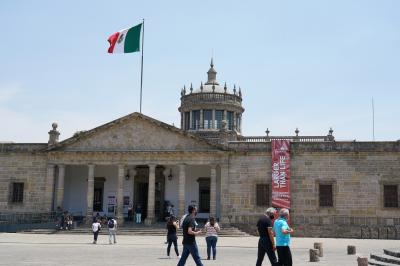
(210, 164, 217, 218)
(45, 164, 56, 211)
(86, 164, 95, 223)
(178, 164, 186, 217)
(180, 112, 183, 130)
(56, 164, 65, 209)
(233, 112, 237, 131)
(116, 164, 125, 225)
(200, 109, 204, 129)
(131, 167, 137, 207)
(189, 111, 193, 130)
(145, 164, 156, 225)
(212, 109, 216, 129)
(219, 164, 230, 224)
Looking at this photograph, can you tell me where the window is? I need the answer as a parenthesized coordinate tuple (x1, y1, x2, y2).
(384, 185, 398, 208)
(319, 184, 333, 207)
(203, 110, 212, 129)
(214, 110, 224, 129)
(256, 184, 270, 206)
(227, 111, 234, 130)
(11, 182, 24, 203)
(236, 114, 241, 132)
(192, 110, 200, 130)
(184, 112, 190, 130)
(198, 178, 210, 212)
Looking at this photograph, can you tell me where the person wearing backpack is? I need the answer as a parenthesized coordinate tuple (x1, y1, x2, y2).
(107, 217, 117, 244)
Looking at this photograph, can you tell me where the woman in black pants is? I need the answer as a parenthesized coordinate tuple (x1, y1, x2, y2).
(166, 216, 180, 258)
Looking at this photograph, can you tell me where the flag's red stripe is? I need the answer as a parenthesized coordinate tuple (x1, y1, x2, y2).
(107, 32, 120, 53)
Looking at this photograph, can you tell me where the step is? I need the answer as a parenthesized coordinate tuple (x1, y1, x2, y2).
(369, 258, 396, 266)
(371, 254, 400, 265)
(384, 250, 400, 259)
(23, 228, 249, 237)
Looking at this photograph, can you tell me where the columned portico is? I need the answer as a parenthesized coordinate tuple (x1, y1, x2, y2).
(59, 160, 223, 225)
(145, 164, 156, 225)
(86, 164, 95, 223)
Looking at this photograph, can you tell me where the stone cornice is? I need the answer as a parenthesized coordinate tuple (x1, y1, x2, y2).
(228, 141, 400, 153)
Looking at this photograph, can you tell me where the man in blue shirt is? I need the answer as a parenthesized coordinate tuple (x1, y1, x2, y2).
(273, 208, 294, 266)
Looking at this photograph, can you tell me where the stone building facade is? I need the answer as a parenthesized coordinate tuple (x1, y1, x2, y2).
(1, 60, 399, 238)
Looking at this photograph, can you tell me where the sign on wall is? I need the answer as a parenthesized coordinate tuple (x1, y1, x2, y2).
(271, 139, 291, 209)
(107, 195, 116, 214)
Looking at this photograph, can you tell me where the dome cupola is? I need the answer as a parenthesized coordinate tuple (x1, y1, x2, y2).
(178, 59, 245, 143)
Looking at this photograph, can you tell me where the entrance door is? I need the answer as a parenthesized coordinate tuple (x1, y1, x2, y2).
(132, 166, 166, 222)
(93, 177, 105, 212)
(198, 178, 210, 213)
(135, 182, 148, 220)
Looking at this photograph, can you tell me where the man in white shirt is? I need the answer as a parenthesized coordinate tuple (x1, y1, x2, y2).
(92, 219, 101, 244)
(108, 217, 118, 244)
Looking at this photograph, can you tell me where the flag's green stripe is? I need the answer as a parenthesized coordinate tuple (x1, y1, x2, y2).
(124, 23, 142, 53)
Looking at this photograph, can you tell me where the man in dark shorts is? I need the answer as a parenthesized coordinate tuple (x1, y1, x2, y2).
(177, 205, 203, 266)
(256, 207, 279, 266)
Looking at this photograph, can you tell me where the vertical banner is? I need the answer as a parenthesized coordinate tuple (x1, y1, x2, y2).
(271, 139, 291, 209)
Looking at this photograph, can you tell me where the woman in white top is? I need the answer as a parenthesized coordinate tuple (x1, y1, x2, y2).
(92, 219, 101, 244)
(204, 217, 220, 260)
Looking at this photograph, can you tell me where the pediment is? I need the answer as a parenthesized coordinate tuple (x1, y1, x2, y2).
(50, 113, 222, 152)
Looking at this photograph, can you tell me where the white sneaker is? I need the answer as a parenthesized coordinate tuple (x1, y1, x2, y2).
(178, 255, 181, 259)
(168, 256, 171, 259)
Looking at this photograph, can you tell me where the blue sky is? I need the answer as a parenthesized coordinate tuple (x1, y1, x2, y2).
(0, 0, 399, 142)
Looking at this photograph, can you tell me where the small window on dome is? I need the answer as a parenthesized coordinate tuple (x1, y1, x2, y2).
(192, 110, 200, 130)
(184, 112, 190, 130)
(236, 114, 241, 132)
(203, 110, 212, 129)
(215, 110, 224, 129)
(227, 111, 234, 130)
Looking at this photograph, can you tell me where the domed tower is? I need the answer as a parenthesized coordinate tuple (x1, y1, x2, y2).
(178, 59, 245, 143)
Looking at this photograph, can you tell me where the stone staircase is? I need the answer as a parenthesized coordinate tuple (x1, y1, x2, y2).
(22, 224, 250, 237)
(369, 249, 400, 265)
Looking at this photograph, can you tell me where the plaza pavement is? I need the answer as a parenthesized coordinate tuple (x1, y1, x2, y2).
(0, 233, 398, 265)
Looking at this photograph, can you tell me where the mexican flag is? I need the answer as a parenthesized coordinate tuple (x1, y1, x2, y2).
(108, 23, 142, 53)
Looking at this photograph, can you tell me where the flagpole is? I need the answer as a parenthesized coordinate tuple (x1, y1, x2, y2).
(139, 18, 145, 113)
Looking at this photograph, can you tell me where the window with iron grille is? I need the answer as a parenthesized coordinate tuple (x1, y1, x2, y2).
(256, 184, 270, 206)
(384, 185, 398, 208)
(319, 184, 333, 207)
(11, 182, 24, 203)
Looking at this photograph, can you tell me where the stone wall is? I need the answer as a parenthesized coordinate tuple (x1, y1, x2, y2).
(0, 150, 49, 213)
(1, 140, 400, 239)
(225, 141, 400, 238)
